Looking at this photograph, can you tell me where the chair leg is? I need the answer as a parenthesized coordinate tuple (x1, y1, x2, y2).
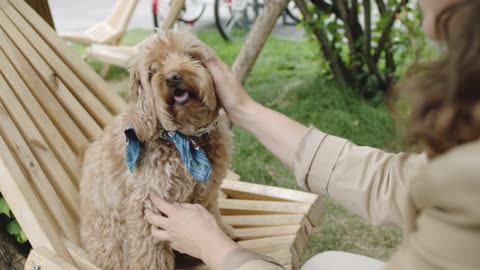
(100, 64, 111, 78)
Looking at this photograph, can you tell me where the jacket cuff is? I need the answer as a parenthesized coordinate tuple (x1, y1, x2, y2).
(294, 126, 348, 194)
(220, 248, 284, 270)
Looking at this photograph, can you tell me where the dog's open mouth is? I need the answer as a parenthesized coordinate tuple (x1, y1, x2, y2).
(173, 89, 192, 105)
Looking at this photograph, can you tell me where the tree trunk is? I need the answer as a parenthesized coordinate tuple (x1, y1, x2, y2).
(0, 229, 26, 270)
(232, 0, 290, 84)
(25, 0, 56, 30)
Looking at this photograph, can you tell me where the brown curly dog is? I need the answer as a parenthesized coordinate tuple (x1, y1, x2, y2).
(79, 31, 233, 270)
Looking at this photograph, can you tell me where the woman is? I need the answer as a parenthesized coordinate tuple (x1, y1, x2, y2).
(145, 0, 480, 269)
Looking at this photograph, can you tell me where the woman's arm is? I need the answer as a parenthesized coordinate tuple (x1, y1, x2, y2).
(206, 56, 309, 168)
(207, 54, 428, 228)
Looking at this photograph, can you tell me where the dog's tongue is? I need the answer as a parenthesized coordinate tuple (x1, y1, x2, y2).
(174, 91, 190, 103)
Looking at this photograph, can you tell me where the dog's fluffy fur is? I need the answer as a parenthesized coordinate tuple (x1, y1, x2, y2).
(79, 31, 232, 270)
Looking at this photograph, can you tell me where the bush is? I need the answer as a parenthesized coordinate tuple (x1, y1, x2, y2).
(295, 0, 425, 96)
(0, 196, 27, 243)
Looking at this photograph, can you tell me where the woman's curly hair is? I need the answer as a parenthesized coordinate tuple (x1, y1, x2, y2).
(403, 0, 480, 157)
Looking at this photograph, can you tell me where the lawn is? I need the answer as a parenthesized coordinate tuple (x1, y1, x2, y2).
(80, 29, 403, 263)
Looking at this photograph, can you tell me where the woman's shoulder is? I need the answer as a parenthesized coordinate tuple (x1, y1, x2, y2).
(410, 140, 480, 223)
(426, 139, 480, 179)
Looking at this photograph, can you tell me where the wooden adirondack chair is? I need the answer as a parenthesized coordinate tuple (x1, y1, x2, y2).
(59, 0, 140, 77)
(0, 1, 323, 269)
(84, 0, 185, 70)
(59, 0, 139, 46)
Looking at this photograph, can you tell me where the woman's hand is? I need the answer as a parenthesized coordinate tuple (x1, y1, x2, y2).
(206, 53, 255, 127)
(206, 52, 307, 168)
(145, 196, 239, 270)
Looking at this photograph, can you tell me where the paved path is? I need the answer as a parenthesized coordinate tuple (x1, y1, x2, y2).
(49, 0, 305, 41)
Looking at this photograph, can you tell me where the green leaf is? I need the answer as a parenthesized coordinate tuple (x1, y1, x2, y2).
(7, 220, 22, 235)
(16, 230, 28, 243)
(0, 197, 11, 217)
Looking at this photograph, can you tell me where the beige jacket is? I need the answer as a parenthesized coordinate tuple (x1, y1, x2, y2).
(221, 127, 480, 270)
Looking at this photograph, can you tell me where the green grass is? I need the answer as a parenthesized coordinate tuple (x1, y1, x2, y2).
(79, 29, 402, 263)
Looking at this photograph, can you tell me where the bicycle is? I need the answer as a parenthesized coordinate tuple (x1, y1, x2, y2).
(214, 0, 301, 41)
(152, 0, 207, 28)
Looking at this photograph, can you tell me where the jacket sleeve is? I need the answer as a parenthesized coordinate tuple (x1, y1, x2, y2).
(220, 248, 285, 270)
(294, 127, 427, 228)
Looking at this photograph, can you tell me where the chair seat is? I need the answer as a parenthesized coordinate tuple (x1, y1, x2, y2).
(24, 174, 322, 270)
(60, 23, 123, 45)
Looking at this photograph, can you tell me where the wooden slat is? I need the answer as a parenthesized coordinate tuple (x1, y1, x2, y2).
(24, 0, 55, 29)
(219, 199, 310, 215)
(26, 248, 78, 270)
(222, 214, 304, 227)
(234, 225, 301, 240)
(304, 196, 324, 227)
(0, 73, 80, 219)
(221, 179, 318, 203)
(0, 148, 73, 263)
(292, 225, 309, 259)
(291, 244, 300, 270)
(86, 44, 137, 68)
(0, 27, 88, 154)
(225, 170, 241, 181)
(0, 101, 80, 244)
(0, 3, 116, 130)
(6, 0, 126, 116)
(64, 240, 101, 270)
(0, 7, 103, 139)
(0, 45, 81, 181)
(237, 235, 296, 250)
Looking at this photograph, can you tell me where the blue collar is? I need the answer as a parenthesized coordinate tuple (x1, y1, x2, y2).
(124, 125, 212, 182)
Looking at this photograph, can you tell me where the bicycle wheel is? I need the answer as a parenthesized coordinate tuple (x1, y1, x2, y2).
(179, 0, 206, 23)
(214, 0, 255, 41)
(285, 1, 301, 23)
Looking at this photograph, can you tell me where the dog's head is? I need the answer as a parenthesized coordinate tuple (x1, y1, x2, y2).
(127, 31, 219, 142)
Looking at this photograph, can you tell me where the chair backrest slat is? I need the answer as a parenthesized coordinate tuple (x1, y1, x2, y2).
(1, 2, 120, 129)
(0, 73, 80, 220)
(0, 43, 81, 181)
(0, 145, 73, 263)
(0, 12, 104, 140)
(0, 0, 129, 260)
(6, 0, 127, 116)
(0, 26, 89, 154)
(0, 99, 80, 245)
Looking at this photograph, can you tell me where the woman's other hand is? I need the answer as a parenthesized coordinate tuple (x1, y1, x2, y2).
(145, 195, 239, 270)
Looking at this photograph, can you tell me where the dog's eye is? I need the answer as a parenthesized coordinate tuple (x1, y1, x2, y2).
(150, 63, 161, 74)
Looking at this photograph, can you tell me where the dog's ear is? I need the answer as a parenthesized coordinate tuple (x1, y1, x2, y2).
(199, 46, 219, 111)
(127, 57, 157, 142)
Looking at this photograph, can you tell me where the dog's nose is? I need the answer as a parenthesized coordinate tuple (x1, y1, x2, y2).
(165, 72, 182, 87)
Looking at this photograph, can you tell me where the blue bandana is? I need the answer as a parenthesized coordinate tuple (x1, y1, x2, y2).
(124, 126, 212, 182)
(125, 125, 140, 173)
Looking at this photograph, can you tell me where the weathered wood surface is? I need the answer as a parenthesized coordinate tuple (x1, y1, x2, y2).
(25, 0, 55, 30)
